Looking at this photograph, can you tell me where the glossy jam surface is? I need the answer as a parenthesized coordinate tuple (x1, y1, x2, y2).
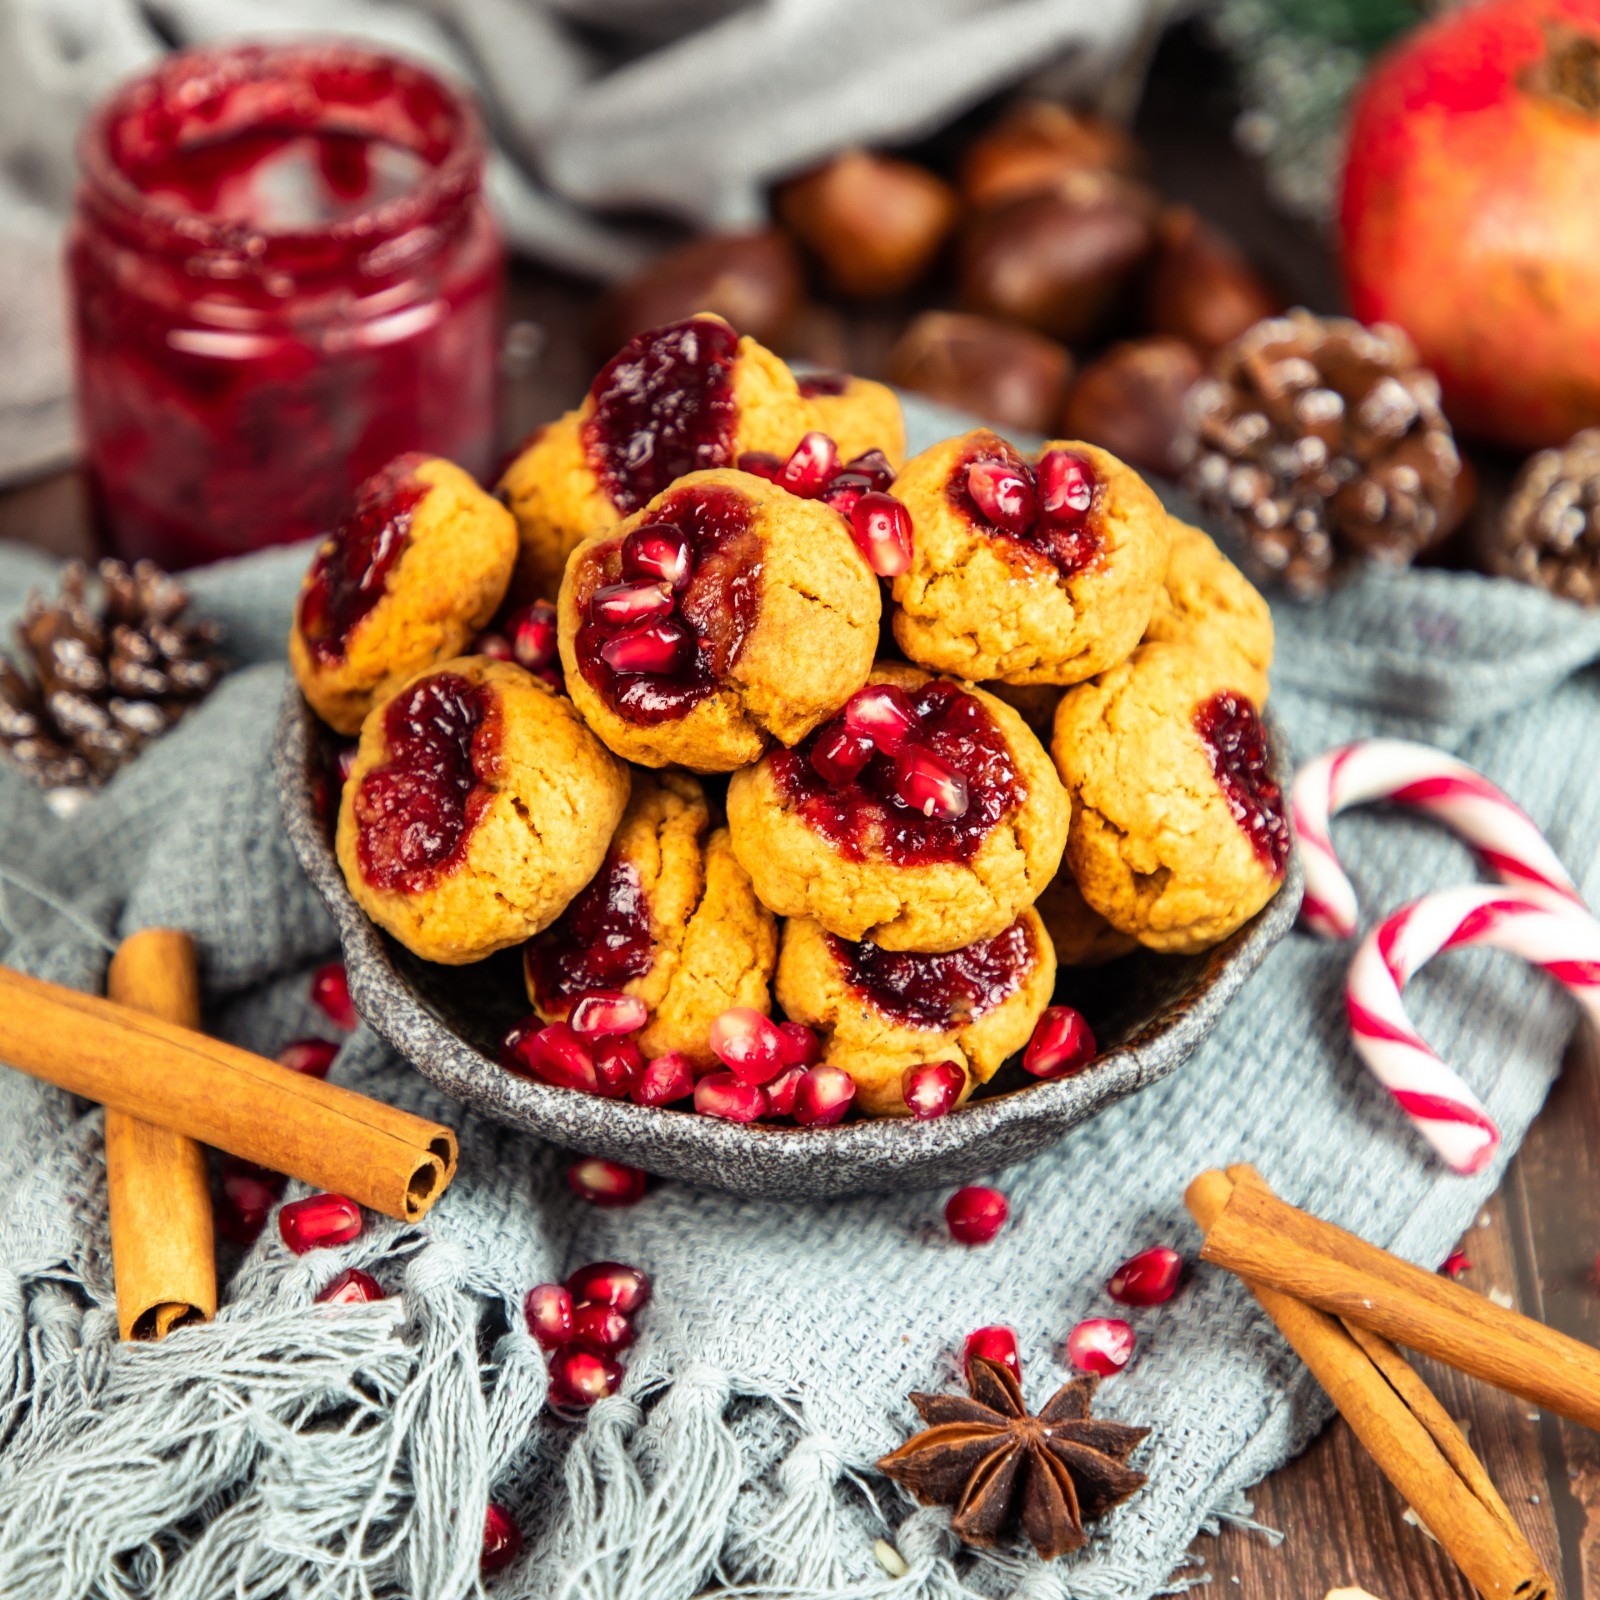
(70, 43, 502, 568)
(828, 918, 1035, 1029)
(574, 482, 761, 725)
(948, 440, 1104, 580)
(582, 316, 741, 514)
(354, 673, 499, 892)
(1194, 691, 1289, 875)
(771, 681, 1021, 866)
(297, 454, 427, 663)
(524, 853, 654, 1012)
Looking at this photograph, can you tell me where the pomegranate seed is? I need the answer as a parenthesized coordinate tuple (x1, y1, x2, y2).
(1441, 1248, 1472, 1279)
(482, 1502, 523, 1573)
(848, 492, 914, 576)
(599, 618, 689, 676)
(632, 1051, 695, 1106)
(818, 471, 875, 519)
(945, 1186, 1009, 1245)
(505, 601, 559, 671)
(309, 963, 357, 1030)
(776, 431, 840, 497)
(901, 1060, 966, 1119)
(570, 991, 649, 1039)
(1067, 1317, 1135, 1376)
(336, 744, 359, 784)
(217, 1160, 284, 1244)
(694, 1072, 766, 1122)
(708, 1007, 786, 1085)
(810, 720, 874, 787)
(963, 1324, 1020, 1378)
(776, 1021, 820, 1068)
(1024, 1007, 1097, 1079)
(966, 459, 1037, 536)
(621, 525, 694, 591)
(548, 1346, 623, 1407)
(895, 746, 969, 820)
(1107, 1246, 1184, 1307)
(277, 1038, 338, 1079)
(844, 684, 920, 755)
(843, 450, 896, 491)
(567, 1261, 651, 1315)
(567, 1158, 646, 1207)
(793, 1065, 857, 1127)
(763, 1064, 805, 1117)
(524, 1283, 574, 1349)
(473, 630, 514, 661)
(571, 1301, 636, 1355)
(1036, 448, 1095, 523)
(279, 1193, 362, 1255)
(591, 579, 675, 629)
(735, 450, 783, 481)
(499, 1017, 544, 1080)
(594, 1039, 643, 1099)
(531, 1023, 601, 1093)
(315, 1268, 384, 1305)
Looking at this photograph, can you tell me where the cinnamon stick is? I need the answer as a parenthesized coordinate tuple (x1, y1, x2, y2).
(0, 963, 456, 1221)
(105, 931, 216, 1341)
(1187, 1170, 1551, 1600)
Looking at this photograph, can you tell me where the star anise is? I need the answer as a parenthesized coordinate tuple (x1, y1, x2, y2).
(877, 1357, 1149, 1560)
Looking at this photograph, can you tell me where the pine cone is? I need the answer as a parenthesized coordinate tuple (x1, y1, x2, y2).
(1179, 310, 1465, 599)
(1, 559, 224, 792)
(1496, 429, 1600, 605)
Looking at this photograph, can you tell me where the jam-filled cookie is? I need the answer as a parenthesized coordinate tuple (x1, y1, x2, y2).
(1051, 641, 1289, 953)
(795, 370, 907, 466)
(774, 909, 1056, 1115)
(1034, 871, 1137, 967)
(524, 772, 777, 1069)
(557, 468, 879, 771)
(726, 663, 1069, 953)
(337, 657, 629, 964)
(890, 431, 1171, 686)
(1142, 519, 1274, 704)
(290, 454, 517, 735)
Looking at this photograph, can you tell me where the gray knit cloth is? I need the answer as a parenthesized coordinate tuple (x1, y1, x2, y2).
(2, 480, 1600, 1597)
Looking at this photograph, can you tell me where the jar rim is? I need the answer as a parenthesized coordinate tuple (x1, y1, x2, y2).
(76, 39, 486, 268)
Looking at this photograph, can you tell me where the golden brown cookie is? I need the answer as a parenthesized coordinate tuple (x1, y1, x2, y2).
(290, 454, 516, 735)
(726, 662, 1069, 952)
(774, 909, 1056, 1115)
(890, 431, 1171, 686)
(336, 656, 629, 964)
(1051, 641, 1288, 953)
(796, 370, 907, 466)
(523, 772, 777, 1069)
(1033, 871, 1137, 966)
(1142, 519, 1274, 704)
(557, 468, 879, 772)
(984, 681, 1061, 740)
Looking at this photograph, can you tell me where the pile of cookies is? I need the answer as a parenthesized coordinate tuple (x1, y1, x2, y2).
(290, 314, 1289, 1124)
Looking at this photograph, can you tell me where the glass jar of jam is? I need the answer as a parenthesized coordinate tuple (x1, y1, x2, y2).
(69, 42, 504, 567)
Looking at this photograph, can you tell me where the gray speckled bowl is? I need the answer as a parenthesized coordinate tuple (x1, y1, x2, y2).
(274, 686, 1301, 1198)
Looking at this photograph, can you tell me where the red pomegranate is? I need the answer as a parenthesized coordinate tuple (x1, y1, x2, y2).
(1340, 0, 1600, 449)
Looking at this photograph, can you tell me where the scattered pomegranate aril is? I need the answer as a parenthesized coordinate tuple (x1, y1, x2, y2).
(599, 618, 689, 676)
(633, 1051, 695, 1106)
(1023, 1006, 1097, 1079)
(901, 1059, 966, 1119)
(843, 450, 896, 491)
(590, 579, 675, 629)
(277, 1038, 339, 1079)
(570, 990, 649, 1039)
(895, 745, 969, 821)
(1106, 1246, 1184, 1307)
(810, 720, 874, 787)
(621, 525, 694, 591)
(708, 1006, 787, 1085)
(736, 450, 784, 481)
(567, 1157, 647, 1207)
(594, 1039, 644, 1098)
(217, 1160, 284, 1244)
(793, 1064, 857, 1127)
(945, 1185, 1009, 1245)
(817, 470, 875, 520)
(776, 1021, 821, 1068)
(1067, 1317, 1135, 1375)
(966, 459, 1037, 536)
(763, 1064, 805, 1117)
(482, 1502, 523, 1573)
(694, 1072, 767, 1122)
(571, 1301, 636, 1356)
(506, 601, 559, 671)
(567, 1261, 652, 1314)
(776, 431, 841, 498)
(844, 683, 920, 756)
(963, 1323, 1020, 1378)
(279, 1193, 362, 1255)
(473, 630, 513, 661)
(498, 1017, 544, 1080)
(309, 962, 357, 1030)
(548, 1346, 624, 1407)
(531, 1023, 600, 1094)
(848, 492, 915, 576)
(524, 1282, 575, 1349)
(1035, 449, 1095, 523)
(315, 1267, 384, 1305)
(1441, 1248, 1472, 1279)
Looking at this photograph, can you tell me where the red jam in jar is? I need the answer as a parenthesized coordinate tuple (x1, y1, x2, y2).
(69, 43, 503, 568)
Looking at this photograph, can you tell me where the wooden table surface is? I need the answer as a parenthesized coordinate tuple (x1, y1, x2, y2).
(5, 25, 1595, 1600)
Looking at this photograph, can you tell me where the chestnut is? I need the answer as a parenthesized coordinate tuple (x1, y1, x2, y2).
(1145, 208, 1279, 355)
(1058, 337, 1205, 481)
(886, 311, 1072, 435)
(960, 101, 1145, 209)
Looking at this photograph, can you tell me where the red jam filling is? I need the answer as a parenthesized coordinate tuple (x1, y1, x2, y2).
(797, 371, 850, 397)
(581, 315, 741, 514)
(771, 681, 1022, 867)
(827, 918, 1034, 1029)
(1194, 691, 1289, 875)
(947, 439, 1104, 580)
(574, 481, 761, 725)
(354, 672, 499, 892)
(524, 852, 654, 1012)
(297, 454, 428, 663)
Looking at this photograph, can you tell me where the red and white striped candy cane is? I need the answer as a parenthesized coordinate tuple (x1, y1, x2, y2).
(1347, 886, 1600, 1173)
(1294, 739, 1584, 939)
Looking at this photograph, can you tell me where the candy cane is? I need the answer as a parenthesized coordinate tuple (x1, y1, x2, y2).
(1294, 739, 1585, 939)
(1347, 886, 1600, 1173)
